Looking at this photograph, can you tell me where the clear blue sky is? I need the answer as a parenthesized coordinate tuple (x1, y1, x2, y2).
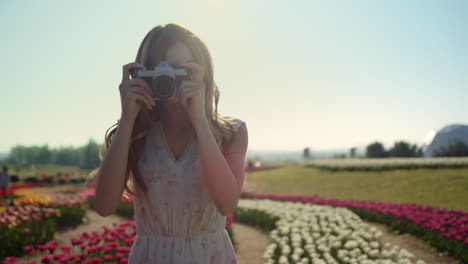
(1, 0, 467, 153)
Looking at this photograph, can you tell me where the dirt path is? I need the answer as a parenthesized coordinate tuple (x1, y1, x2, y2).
(231, 223, 272, 264)
(14, 209, 129, 263)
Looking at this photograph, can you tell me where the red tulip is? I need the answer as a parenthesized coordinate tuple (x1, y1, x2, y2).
(24, 245, 34, 254)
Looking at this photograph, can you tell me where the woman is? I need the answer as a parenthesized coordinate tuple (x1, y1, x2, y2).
(88, 23, 248, 263)
(0, 165, 10, 205)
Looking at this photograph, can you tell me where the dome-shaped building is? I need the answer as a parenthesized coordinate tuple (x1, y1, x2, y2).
(423, 124, 468, 157)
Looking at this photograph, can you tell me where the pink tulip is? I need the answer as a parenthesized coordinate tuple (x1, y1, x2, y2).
(40, 255, 52, 264)
(24, 245, 35, 254)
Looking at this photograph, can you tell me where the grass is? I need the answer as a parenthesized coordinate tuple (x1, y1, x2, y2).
(245, 166, 468, 212)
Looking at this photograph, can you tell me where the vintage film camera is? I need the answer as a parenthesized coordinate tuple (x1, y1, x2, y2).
(129, 62, 192, 100)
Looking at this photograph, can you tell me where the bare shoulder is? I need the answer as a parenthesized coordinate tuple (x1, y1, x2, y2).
(222, 118, 248, 154)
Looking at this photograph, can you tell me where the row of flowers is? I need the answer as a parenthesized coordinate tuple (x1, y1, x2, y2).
(2, 186, 236, 263)
(237, 199, 427, 264)
(0, 187, 90, 261)
(244, 193, 468, 263)
(0, 205, 60, 260)
(3, 220, 136, 264)
(11, 187, 88, 229)
(13, 187, 88, 208)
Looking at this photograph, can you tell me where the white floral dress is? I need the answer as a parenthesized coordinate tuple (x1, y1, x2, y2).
(128, 117, 244, 264)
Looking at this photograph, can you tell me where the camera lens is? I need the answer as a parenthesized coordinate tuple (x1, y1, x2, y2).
(153, 76, 176, 99)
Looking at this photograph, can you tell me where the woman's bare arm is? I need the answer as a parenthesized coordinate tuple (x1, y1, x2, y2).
(94, 117, 135, 217)
(94, 62, 154, 217)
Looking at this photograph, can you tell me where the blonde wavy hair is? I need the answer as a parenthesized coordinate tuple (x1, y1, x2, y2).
(86, 23, 239, 197)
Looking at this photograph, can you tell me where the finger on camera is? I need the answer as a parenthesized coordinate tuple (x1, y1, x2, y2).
(126, 78, 152, 94)
(128, 91, 153, 110)
(120, 82, 153, 101)
(118, 84, 132, 102)
(129, 88, 154, 108)
(122, 62, 144, 82)
(129, 87, 155, 106)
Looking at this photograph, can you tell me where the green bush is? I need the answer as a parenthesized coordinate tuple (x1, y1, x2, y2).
(115, 202, 134, 219)
(52, 204, 87, 229)
(233, 207, 279, 232)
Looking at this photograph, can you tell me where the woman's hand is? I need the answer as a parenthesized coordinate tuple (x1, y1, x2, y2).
(119, 62, 156, 122)
(176, 62, 207, 126)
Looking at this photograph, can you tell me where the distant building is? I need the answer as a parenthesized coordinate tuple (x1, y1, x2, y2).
(423, 124, 468, 157)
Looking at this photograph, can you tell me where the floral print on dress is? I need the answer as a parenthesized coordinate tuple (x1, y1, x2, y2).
(128, 117, 244, 264)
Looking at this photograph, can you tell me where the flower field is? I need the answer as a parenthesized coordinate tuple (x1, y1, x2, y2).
(240, 193, 468, 263)
(3, 220, 136, 264)
(236, 199, 428, 264)
(0, 185, 236, 264)
(0, 205, 60, 260)
(1, 166, 466, 263)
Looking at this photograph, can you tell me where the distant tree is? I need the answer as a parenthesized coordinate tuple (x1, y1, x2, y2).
(56, 146, 80, 166)
(26, 146, 41, 164)
(332, 153, 346, 159)
(37, 145, 51, 164)
(349, 147, 356, 158)
(366, 142, 388, 158)
(303, 147, 311, 160)
(416, 146, 424, 157)
(8, 145, 28, 165)
(433, 140, 468, 157)
(388, 141, 420, 157)
(79, 139, 102, 169)
(3, 139, 113, 168)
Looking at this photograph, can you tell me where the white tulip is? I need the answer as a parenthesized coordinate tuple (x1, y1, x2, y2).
(237, 199, 423, 264)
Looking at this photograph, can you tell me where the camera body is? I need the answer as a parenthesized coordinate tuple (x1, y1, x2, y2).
(129, 62, 192, 100)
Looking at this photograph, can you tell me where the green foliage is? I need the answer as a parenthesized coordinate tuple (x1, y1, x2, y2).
(87, 197, 95, 209)
(54, 146, 81, 166)
(0, 214, 57, 260)
(246, 166, 468, 212)
(79, 139, 102, 170)
(388, 141, 422, 157)
(366, 141, 388, 158)
(233, 207, 279, 232)
(332, 153, 347, 159)
(53, 204, 87, 229)
(115, 202, 135, 219)
(366, 140, 422, 158)
(3, 140, 104, 170)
